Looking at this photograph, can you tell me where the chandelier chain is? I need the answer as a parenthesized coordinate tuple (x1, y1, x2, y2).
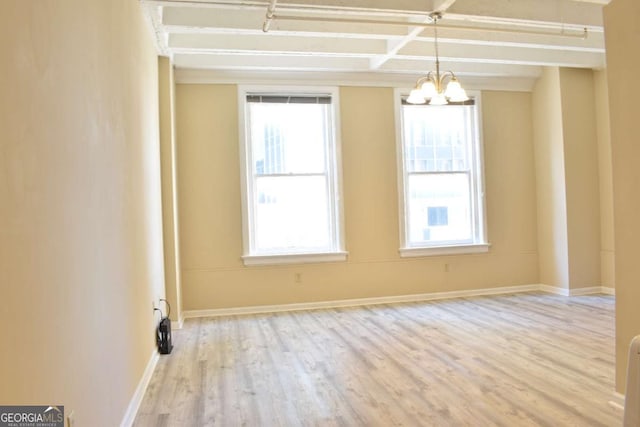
(433, 13, 441, 88)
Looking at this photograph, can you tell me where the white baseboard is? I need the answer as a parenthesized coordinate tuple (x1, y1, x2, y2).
(569, 286, 607, 296)
(609, 391, 626, 411)
(601, 286, 616, 295)
(183, 283, 615, 319)
(540, 285, 615, 297)
(120, 350, 159, 427)
(171, 314, 184, 330)
(177, 314, 184, 329)
(183, 284, 542, 319)
(539, 285, 570, 296)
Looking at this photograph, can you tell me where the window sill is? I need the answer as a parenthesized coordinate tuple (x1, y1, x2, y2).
(242, 251, 348, 266)
(399, 243, 490, 258)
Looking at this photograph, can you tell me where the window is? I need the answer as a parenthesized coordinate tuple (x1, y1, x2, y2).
(395, 91, 488, 256)
(239, 87, 346, 265)
(427, 207, 448, 227)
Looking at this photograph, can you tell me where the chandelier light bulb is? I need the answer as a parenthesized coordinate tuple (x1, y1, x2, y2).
(444, 77, 470, 102)
(429, 93, 447, 106)
(407, 88, 427, 104)
(420, 80, 438, 99)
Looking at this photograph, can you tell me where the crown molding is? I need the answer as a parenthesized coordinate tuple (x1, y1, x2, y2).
(174, 68, 538, 91)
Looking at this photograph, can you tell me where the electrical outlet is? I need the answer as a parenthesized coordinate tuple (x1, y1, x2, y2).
(294, 273, 302, 284)
(67, 410, 75, 427)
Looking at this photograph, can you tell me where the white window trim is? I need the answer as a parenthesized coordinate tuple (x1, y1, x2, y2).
(242, 251, 349, 266)
(394, 88, 489, 257)
(238, 85, 347, 266)
(399, 243, 490, 258)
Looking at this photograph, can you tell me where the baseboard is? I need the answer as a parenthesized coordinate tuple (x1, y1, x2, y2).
(177, 314, 184, 329)
(569, 286, 607, 296)
(120, 350, 159, 427)
(609, 391, 625, 411)
(182, 283, 616, 320)
(539, 285, 570, 296)
(171, 314, 184, 330)
(183, 284, 543, 319)
(539, 285, 615, 297)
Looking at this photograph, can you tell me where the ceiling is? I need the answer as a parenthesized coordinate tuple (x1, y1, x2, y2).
(140, 0, 610, 90)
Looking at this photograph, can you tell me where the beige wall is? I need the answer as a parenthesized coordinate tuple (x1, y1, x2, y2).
(176, 85, 539, 310)
(532, 67, 602, 291)
(593, 70, 615, 289)
(159, 57, 183, 322)
(559, 68, 601, 289)
(0, 1, 164, 426)
(604, 0, 640, 393)
(532, 67, 570, 288)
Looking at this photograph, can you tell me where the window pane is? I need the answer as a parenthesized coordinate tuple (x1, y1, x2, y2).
(427, 206, 449, 226)
(255, 175, 330, 251)
(407, 173, 472, 244)
(249, 103, 327, 175)
(403, 105, 470, 173)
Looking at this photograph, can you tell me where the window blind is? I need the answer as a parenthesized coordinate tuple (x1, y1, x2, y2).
(247, 95, 331, 104)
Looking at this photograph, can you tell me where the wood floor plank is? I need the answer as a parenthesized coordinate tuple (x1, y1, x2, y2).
(133, 292, 622, 426)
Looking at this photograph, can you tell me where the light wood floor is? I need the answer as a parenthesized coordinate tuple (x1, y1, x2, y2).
(134, 292, 622, 426)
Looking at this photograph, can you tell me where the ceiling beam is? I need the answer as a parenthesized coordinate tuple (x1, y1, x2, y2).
(149, 0, 607, 25)
(399, 40, 605, 68)
(433, 0, 458, 12)
(165, 26, 604, 56)
(161, 6, 411, 37)
(369, 17, 430, 70)
(173, 68, 539, 92)
(379, 59, 542, 77)
(173, 52, 370, 70)
(169, 33, 388, 55)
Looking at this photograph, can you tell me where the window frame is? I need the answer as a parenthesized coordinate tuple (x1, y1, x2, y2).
(394, 88, 489, 257)
(238, 85, 347, 266)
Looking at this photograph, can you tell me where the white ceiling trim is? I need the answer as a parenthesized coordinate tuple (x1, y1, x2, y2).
(140, 0, 610, 88)
(174, 68, 538, 92)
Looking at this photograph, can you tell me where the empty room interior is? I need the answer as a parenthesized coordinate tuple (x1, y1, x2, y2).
(2, 0, 640, 426)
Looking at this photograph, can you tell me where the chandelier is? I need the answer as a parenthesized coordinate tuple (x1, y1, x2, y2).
(407, 12, 469, 105)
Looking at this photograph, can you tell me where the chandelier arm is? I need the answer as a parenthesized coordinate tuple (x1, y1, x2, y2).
(438, 70, 456, 86)
(415, 72, 435, 88)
